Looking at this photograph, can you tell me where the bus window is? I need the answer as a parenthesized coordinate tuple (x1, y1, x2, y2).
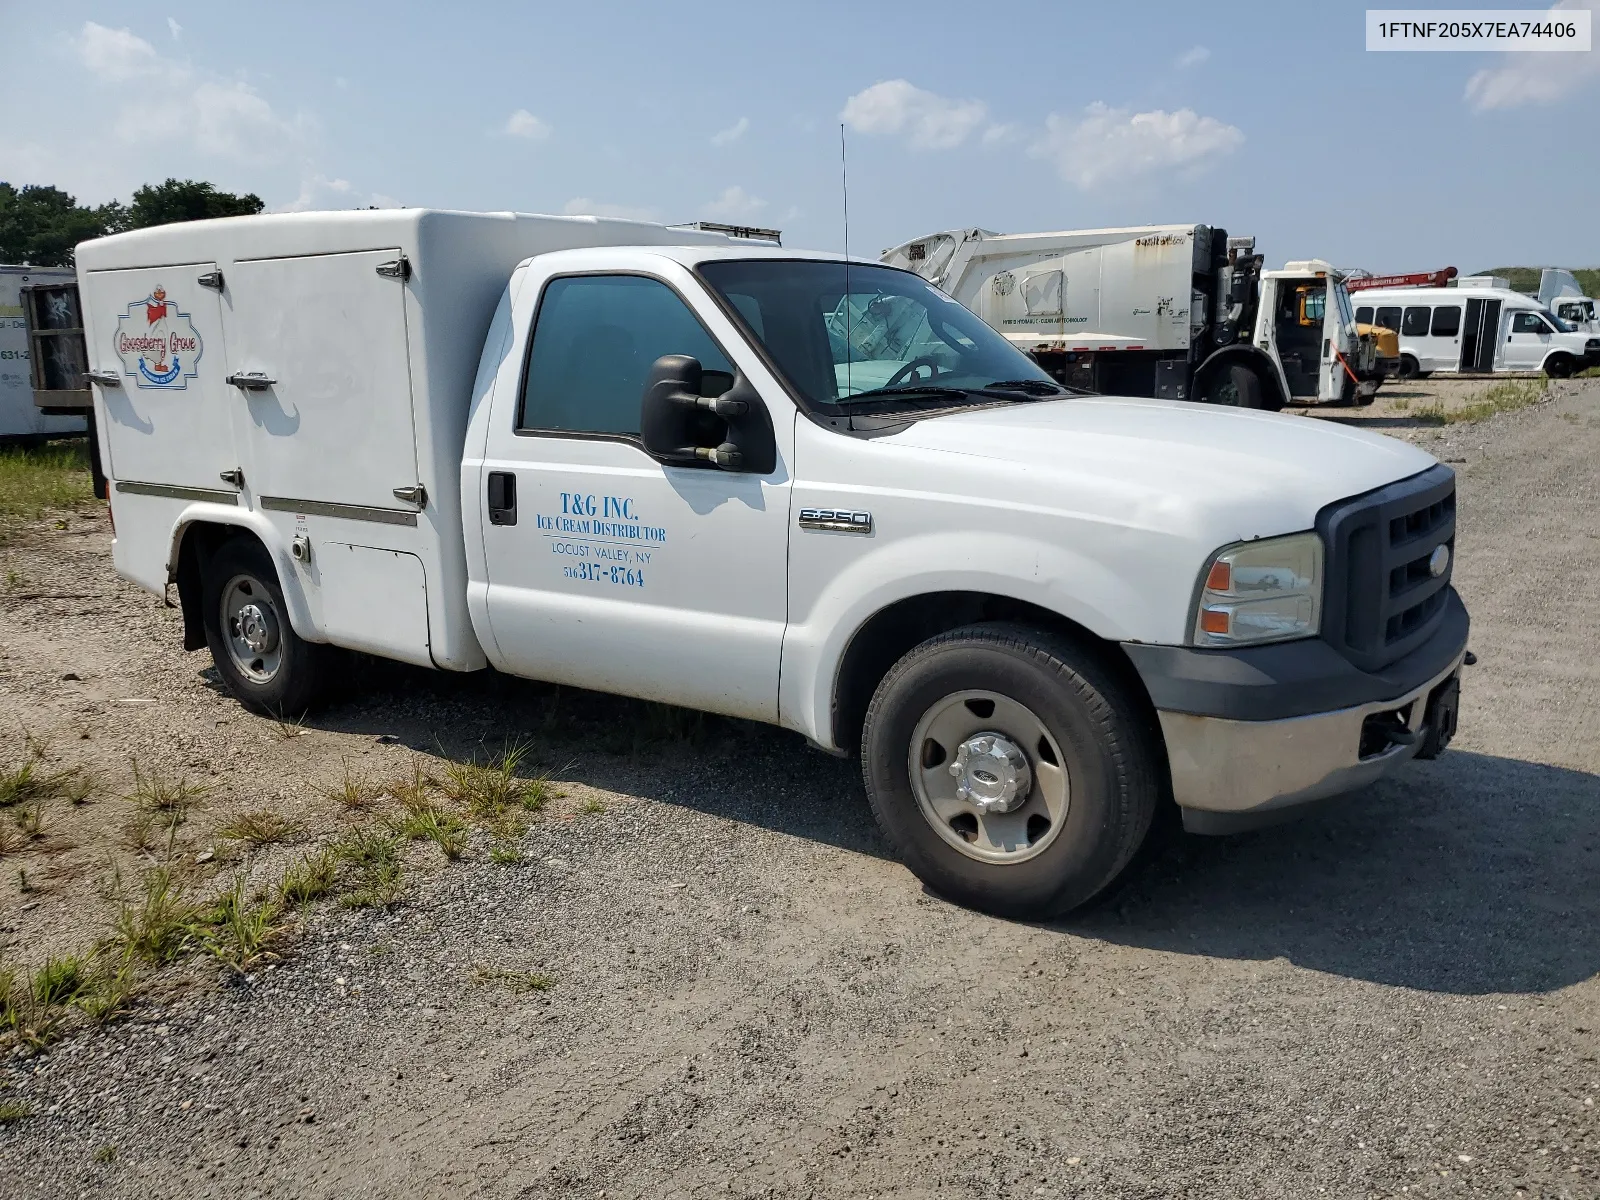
(1431, 306, 1461, 337)
(1374, 306, 1401, 332)
(1356, 306, 1373, 324)
(1401, 306, 1431, 336)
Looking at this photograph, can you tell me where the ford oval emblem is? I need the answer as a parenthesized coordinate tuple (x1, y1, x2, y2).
(1428, 544, 1451, 578)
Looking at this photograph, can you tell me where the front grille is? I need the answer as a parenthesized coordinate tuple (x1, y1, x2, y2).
(1317, 464, 1456, 673)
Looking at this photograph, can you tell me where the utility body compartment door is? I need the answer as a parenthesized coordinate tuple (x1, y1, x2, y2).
(475, 261, 792, 722)
(82, 263, 237, 490)
(224, 249, 420, 514)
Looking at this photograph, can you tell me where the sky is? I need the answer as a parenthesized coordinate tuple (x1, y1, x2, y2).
(4, 0, 1598, 273)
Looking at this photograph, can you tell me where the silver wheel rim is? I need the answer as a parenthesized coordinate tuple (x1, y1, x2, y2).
(220, 573, 283, 685)
(907, 689, 1070, 865)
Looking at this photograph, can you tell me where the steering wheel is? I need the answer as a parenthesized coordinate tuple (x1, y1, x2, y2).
(884, 356, 945, 388)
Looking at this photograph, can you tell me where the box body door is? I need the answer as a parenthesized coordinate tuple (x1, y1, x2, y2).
(82, 264, 237, 488)
(224, 250, 420, 513)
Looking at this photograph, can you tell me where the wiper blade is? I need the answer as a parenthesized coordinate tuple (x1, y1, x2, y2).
(842, 381, 1071, 405)
(985, 379, 1085, 397)
(839, 384, 978, 404)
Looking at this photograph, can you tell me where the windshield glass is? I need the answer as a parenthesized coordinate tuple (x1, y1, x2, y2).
(1540, 308, 1574, 333)
(696, 259, 1057, 409)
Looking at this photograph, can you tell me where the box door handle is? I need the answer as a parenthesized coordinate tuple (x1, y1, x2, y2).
(487, 472, 517, 526)
(225, 372, 276, 390)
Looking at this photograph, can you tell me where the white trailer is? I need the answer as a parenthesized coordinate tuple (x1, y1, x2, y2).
(882, 225, 1380, 410)
(0, 266, 89, 439)
(77, 209, 1469, 918)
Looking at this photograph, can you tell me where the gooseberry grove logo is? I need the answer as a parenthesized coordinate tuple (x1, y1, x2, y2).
(114, 285, 203, 389)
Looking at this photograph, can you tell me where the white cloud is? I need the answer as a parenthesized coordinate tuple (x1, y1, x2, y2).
(167, 17, 183, 40)
(711, 116, 750, 146)
(1029, 102, 1244, 189)
(1464, 0, 1600, 110)
(702, 185, 767, 221)
(1177, 45, 1210, 68)
(74, 22, 309, 165)
(561, 197, 660, 222)
(503, 109, 551, 140)
(76, 21, 163, 81)
(278, 174, 401, 213)
(841, 79, 988, 150)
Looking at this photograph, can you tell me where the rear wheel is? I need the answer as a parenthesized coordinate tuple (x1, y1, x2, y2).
(201, 538, 335, 716)
(860, 623, 1160, 918)
(1201, 362, 1272, 410)
(1545, 353, 1576, 379)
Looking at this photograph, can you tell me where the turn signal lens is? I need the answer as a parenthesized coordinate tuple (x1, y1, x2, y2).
(1199, 608, 1231, 635)
(1205, 561, 1232, 592)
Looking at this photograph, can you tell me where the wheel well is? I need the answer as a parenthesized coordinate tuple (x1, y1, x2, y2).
(173, 522, 265, 652)
(829, 591, 1158, 756)
(1194, 346, 1287, 410)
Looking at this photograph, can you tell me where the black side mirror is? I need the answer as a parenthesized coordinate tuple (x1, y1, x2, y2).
(640, 355, 776, 474)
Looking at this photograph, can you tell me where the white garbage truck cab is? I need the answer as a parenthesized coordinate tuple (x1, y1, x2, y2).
(77, 209, 1470, 918)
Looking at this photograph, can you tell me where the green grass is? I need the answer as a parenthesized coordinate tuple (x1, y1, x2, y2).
(390, 804, 468, 860)
(216, 809, 301, 849)
(111, 866, 203, 966)
(1480, 266, 1600, 297)
(0, 1099, 30, 1125)
(197, 878, 287, 975)
(0, 754, 85, 809)
(469, 965, 555, 994)
(0, 440, 95, 525)
(332, 829, 405, 908)
(30, 955, 90, 1007)
(277, 847, 338, 907)
(1413, 378, 1549, 426)
(438, 741, 537, 819)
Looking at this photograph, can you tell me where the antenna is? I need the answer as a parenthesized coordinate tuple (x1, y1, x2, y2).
(840, 122, 852, 396)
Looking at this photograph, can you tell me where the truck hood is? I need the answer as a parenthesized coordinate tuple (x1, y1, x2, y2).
(885, 394, 1438, 540)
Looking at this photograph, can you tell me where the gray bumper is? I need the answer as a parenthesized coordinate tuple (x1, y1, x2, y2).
(1159, 650, 1465, 833)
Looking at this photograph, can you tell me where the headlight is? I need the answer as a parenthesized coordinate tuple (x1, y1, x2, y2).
(1192, 532, 1324, 647)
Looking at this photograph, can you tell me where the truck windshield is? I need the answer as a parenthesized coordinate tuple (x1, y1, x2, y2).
(1332, 282, 1356, 329)
(696, 259, 1060, 410)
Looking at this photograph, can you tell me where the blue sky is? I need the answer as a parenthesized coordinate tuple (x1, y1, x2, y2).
(4, 0, 1598, 272)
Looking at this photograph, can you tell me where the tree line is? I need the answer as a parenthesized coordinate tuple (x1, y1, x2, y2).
(0, 179, 265, 267)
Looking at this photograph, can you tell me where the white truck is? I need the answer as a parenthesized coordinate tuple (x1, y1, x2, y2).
(76, 209, 1469, 917)
(1352, 284, 1600, 378)
(881, 225, 1381, 410)
(1538, 268, 1598, 334)
(0, 266, 90, 441)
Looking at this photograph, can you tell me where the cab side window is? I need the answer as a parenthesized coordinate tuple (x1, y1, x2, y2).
(1374, 306, 1402, 332)
(1510, 311, 1546, 334)
(1401, 306, 1431, 337)
(1430, 306, 1461, 337)
(519, 275, 734, 436)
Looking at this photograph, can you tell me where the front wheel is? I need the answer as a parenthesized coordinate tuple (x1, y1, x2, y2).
(1397, 355, 1421, 380)
(201, 538, 336, 716)
(860, 624, 1160, 918)
(1200, 363, 1273, 410)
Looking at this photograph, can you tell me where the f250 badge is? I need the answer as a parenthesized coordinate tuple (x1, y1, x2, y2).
(114, 286, 203, 389)
(798, 508, 873, 535)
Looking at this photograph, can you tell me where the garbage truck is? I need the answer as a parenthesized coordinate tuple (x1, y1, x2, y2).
(882, 225, 1382, 409)
(74, 208, 1467, 918)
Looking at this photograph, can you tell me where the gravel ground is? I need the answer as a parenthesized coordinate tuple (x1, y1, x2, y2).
(0, 382, 1596, 1198)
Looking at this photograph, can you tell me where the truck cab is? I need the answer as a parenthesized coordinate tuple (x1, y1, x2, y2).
(1255, 261, 1379, 405)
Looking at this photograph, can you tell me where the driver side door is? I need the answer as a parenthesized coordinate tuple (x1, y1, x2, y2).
(477, 266, 794, 722)
(1503, 310, 1550, 371)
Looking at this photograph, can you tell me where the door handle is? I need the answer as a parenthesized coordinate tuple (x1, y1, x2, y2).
(487, 472, 517, 526)
(84, 369, 121, 388)
(392, 484, 427, 507)
(225, 372, 276, 390)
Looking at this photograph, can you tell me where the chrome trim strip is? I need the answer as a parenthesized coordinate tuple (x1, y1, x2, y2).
(115, 481, 238, 505)
(258, 496, 418, 527)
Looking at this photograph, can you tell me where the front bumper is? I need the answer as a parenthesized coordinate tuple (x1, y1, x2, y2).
(1157, 650, 1464, 832)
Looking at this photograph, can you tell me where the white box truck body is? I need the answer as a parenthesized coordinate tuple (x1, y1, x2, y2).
(882, 226, 1381, 410)
(0, 266, 90, 439)
(77, 210, 1470, 918)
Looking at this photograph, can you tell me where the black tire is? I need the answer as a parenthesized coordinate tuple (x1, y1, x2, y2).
(1397, 355, 1421, 380)
(201, 537, 335, 716)
(1545, 354, 1575, 379)
(1201, 362, 1272, 410)
(860, 623, 1161, 919)
(1356, 386, 1378, 407)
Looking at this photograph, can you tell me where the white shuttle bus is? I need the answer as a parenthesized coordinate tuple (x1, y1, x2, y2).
(1354, 284, 1599, 379)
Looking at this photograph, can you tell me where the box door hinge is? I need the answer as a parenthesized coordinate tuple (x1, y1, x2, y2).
(198, 270, 225, 291)
(392, 484, 426, 507)
(376, 256, 412, 281)
(219, 469, 244, 488)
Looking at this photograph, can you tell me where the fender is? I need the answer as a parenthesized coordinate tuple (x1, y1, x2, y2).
(1194, 344, 1289, 410)
(164, 505, 322, 646)
(779, 530, 1165, 751)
